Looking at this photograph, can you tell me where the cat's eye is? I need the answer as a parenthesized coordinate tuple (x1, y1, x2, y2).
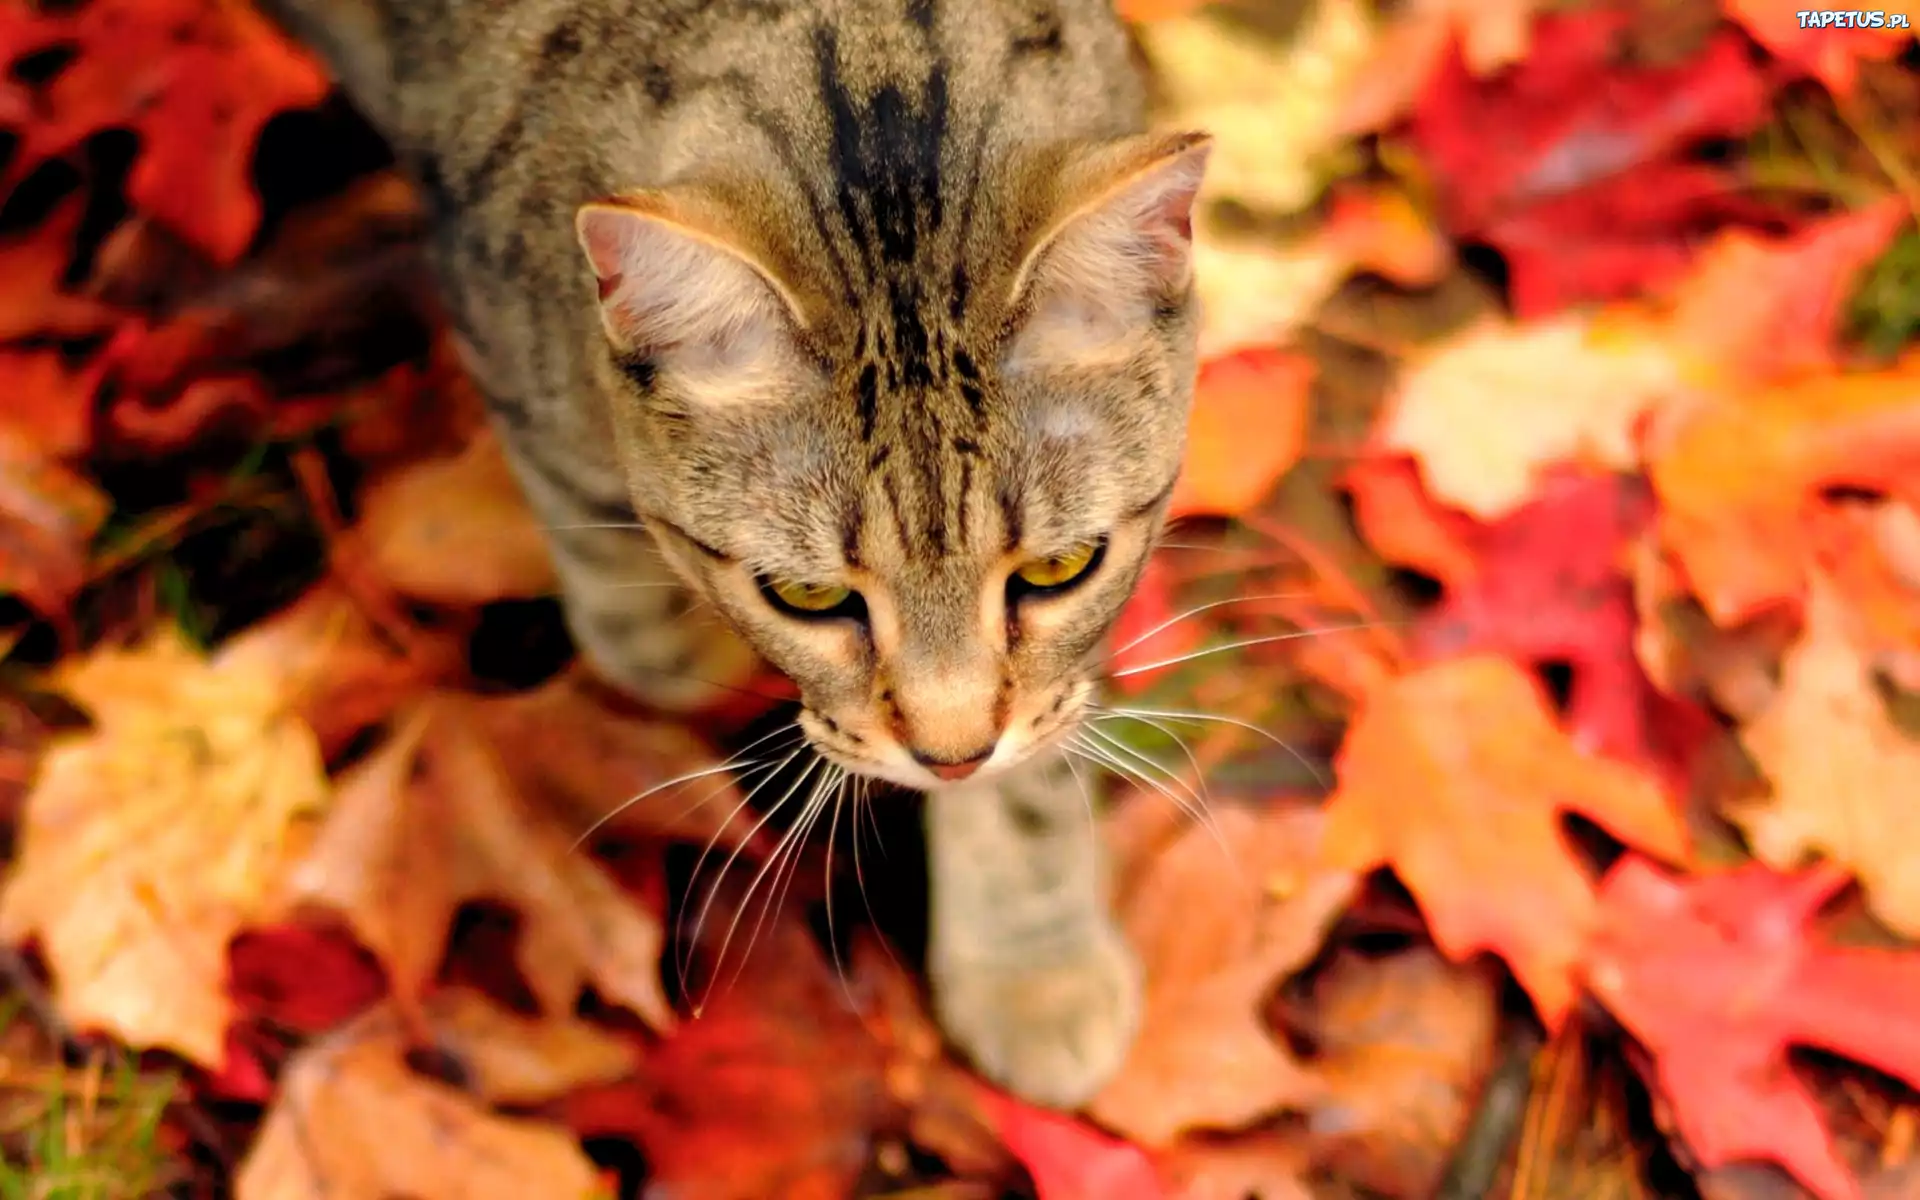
(1011, 540, 1103, 594)
(760, 577, 865, 621)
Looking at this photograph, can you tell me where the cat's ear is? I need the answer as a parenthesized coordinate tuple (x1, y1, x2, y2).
(1006, 131, 1211, 355)
(576, 194, 806, 393)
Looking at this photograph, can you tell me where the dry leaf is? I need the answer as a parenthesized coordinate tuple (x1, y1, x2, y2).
(233, 992, 613, 1200)
(1298, 947, 1500, 1197)
(1380, 312, 1686, 520)
(0, 626, 329, 1066)
(354, 427, 557, 605)
(1733, 576, 1920, 938)
(1320, 655, 1689, 1026)
(0, 425, 111, 623)
(1088, 799, 1355, 1146)
(281, 689, 685, 1030)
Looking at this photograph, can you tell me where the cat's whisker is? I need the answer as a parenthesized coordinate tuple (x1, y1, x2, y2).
(542, 521, 649, 532)
(1103, 590, 1311, 661)
(678, 746, 811, 990)
(1092, 710, 1215, 810)
(1093, 704, 1329, 789)
(702, 761, 840, 1008)
(1069, 731, 1234, 867)
(685, 752, 831, 1005)
(1085, 717, 1242, 879)
(1079, 725, 1217, 839)
(821, 769, 855, 1000)
(569, 722, 799, 850)
(848, 776, 900, 973)
(1060, 748, 1101, 866)
(1107, 621, 1388, 680)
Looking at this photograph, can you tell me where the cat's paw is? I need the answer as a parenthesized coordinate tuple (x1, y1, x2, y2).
(932, 925, 1142, 1110)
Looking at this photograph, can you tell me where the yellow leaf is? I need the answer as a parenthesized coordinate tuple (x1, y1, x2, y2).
(1379, 312, 1687, 520)
(0, 627, 329, 1066)
(1733, 576, 1920, 938)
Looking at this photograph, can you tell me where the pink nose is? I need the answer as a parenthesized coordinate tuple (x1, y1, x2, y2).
(917, 750, 990, 782)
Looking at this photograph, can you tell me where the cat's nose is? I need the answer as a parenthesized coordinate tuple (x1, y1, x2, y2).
(912, 747, 993, 782)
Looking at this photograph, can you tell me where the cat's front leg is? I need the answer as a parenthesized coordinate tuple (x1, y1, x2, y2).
(925, 749, 1140, 1110)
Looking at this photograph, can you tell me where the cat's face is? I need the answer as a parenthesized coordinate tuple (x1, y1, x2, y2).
(579, 132, 1209, 790)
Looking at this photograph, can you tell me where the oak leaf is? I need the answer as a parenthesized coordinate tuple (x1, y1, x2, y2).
(0, 426, 110, 623)
(0, 625, 329, 1066)
(280, 690, 686, 1029)
(1320, 655, 1688, 1026)
(1379, 312, 1685, 520)
(1659, 199, 1912, 384)
(0, 0, 331, 263)
(1646, 357, 1920, 626)
(1584, 857, 1920, 1200)
(353, 428, 558, 606)
(1089, 799, 1355, 1146)
(234, 991, 620, 1200)
(1168, 349, 1313, 522)
(1732, 576, 1920, 938)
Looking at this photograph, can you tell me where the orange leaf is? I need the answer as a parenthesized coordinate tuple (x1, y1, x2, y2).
(1341, 455, 1478, 590)
(0, 0, 331, 263)
(0, 425, 109, 622)
(1647, 357, 1920, 626)
(1722, 1, 1914, 97)
(1115, 0, 1209, 20)
(0, 199, 117, 342)
(0, 350, 100, 459)
(1089, 800, 1354, 1145)
(1661, 198, 1912, 383)
(1168, 349, 1312, 521)
(1320, 655, 1688, 1026)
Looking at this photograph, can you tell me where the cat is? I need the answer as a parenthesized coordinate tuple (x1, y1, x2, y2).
(256, 0, 1210, 1109)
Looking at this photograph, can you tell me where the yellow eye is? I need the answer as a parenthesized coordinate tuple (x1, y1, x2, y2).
(1014, 542, 1100, 590)
(765, 579, 854, 614)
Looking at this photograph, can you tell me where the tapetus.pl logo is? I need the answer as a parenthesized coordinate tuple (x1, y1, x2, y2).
(1795, 9, 1912, 25)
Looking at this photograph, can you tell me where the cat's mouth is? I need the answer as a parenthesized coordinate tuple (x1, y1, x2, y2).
(795, 679, 1095, 794)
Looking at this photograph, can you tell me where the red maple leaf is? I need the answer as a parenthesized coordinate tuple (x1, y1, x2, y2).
(1407, 11, 1784, 316)
(1387, 466, 1711, 785)
(0, 0, 331, 264)
(1585, 857, 1920, 1200)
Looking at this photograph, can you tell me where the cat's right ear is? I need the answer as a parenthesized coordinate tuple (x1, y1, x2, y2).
(576, 196, 807, 398)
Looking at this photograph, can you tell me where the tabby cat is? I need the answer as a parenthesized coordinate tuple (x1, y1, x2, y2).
(258, 0, 1210, 1108)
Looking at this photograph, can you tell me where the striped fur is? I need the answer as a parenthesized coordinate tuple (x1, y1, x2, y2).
(261, 0, 1208, 1108)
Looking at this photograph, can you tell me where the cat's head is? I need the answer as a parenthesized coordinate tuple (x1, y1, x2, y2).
(576, 130, 1209, 790)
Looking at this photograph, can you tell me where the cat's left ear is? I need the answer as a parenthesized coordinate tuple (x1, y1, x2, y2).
(576, 193, 808, 397)
(1006, 131, 1211, 353)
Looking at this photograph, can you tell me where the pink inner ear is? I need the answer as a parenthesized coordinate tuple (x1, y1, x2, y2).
(577, 205, 640, 284)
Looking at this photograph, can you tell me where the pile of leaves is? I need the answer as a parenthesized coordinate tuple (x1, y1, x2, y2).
(0, 0, 1918, 1195)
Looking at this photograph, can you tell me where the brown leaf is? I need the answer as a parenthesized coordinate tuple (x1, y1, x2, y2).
(1296, 947, 1501, 1197)
(0, 626, 330, 1066)
(281, 689, 685, 1029)
(233, 993, 612, 1200)
(0, 425, 110, 622)
(353, 427, 558, 605)
(1088, 798, 1356, 1146)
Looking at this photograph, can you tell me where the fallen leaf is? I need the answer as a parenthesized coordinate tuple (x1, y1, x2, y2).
(1320, 186, 1452, 289)
(1169, 349, 1313, 521)
(350, 426, 558, 606)
(1335, 0, 1541, 134)
(1379, 312, 1685, 520)
(1407, 470, 1713, 782)
(1296, 947, 1500, 1197)
(1647, 357, 1920, 626)
(1141, 0, 1376, 218)
(1732, 575, 1920, 938)
(981, 1086, 1169, 1200)
(0, 349, 101, 459)
(0, 626, 329, 1066)
(0, 199, 118, 342)
(565, 903, 895, 1200)
(0, 0, 332, 263)
(1723, 1, 1916, 98)
(1152, 1135, 1315, 1200)
(1660, 199, 1913, 383)
(1807, 499, 1920, 688)
(1089, 799, 1355, 1145)
(233, 993, 613, 1200)
(279, 691, 681, 1029)
(1585, 857, 1920, 1200)
(1341, 455, 1479, 591)
(1107, 558, 1203, 697)
(0, 425, 111, 623)
(1320, 655, 1688, 1026)
(1191, 221, 1366, 357)
(1407, 11, 1777, 315)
